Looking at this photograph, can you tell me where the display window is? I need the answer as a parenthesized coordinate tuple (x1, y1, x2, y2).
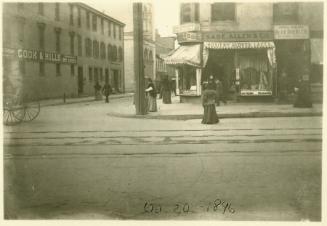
(179, 66, 197, 95)
(238, 49, 273, 96)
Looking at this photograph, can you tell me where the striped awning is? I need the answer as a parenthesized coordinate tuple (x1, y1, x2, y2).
(164, 44, 201, 67)
(204, 41, 275, 49)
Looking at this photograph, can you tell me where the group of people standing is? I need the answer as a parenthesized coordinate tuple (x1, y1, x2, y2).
(94, 82, 113, 103)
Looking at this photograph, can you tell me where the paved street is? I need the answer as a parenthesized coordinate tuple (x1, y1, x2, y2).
(3, 98, 322, 220)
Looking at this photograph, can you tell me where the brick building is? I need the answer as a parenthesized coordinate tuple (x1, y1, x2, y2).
(3, 2, 125, 100)
(165, 2, 323, 103)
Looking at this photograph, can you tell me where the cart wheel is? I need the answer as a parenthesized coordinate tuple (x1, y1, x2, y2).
(3, 96, 25, 126)
(23, 101, 40, 122)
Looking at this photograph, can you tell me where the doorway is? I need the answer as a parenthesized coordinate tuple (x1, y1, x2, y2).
(112, 69, 120, 93)
(78, 66, 83, 94)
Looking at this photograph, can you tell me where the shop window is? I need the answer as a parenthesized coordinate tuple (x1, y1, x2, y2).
(180, 66, 197, 94)
(92, 14, 97, 31)
(71, 65, 75, 76)
(38, 23, 45, 50)
(180, 3, 199, 24)
(38, 3, 44, 15)
(56, 63, 61, 76)
(211, 3, 235, 21)
(55, 3, 60, 21)
(273, 3, 298, 24)
(39, 62, 45, 76)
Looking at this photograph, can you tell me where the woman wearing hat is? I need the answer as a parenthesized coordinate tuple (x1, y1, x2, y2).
(202, 76, 219, 124)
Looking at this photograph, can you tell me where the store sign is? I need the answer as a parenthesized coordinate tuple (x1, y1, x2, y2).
(173, 23, 201, 33)
(274, 25, 309, 39)
(177, 32, 202, 43)
(203, 31, 273, 42)
(205, 41, 275, 49)
(240, 90, 272, 96)
(5, 48, 77, 64)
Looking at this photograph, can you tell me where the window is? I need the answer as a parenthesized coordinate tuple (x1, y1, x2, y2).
(180, 3, 199, 24)
(211, 3, 236, 21)
(112, 45, 117, 61)
(273, 3, 299, 23)
(38, 3, 44, 15)
(71, 65, 75, 76)
(77, 35, 82, 56)
(38, 23, 45, 50)
(113, 24, 116, 39)
(118, 47, 123, 61)
(93, 40, 99, 58)
(54, 27, 61, 52)
(39, 62, 45, 76)
(92, 14, 97, 31)
(86, 11, 90, 29)
(108, 44, 112, 61)
(94, 68, 98, 82)
(78, 7, 81, 27)
(56, 63, 61, 76)
(119, 27, 122, 40)
(149, 50, 153, 61)
(85, 38, 91, 57)
(100, 42, 106, 59)
(89, 67, 93, 81)
(101, 18, 104, 34)
(55, 3, 60, 21)
(108, 21, 111, 36)
(69, 32, 75, 55)
(70, 4, 74, 25)
(100, 68, 103, 81)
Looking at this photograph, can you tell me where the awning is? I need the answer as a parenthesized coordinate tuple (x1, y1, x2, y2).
(204, 41, 275, 49)
(164, 44, 201, 67)
(311, 39, 323, 64)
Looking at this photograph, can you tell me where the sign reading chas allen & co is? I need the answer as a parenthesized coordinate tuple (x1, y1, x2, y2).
(4, 48, 77, 64)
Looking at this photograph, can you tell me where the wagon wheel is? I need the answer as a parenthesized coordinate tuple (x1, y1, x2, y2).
(3, 95, 25, 126)
(22, 101, 40, 122)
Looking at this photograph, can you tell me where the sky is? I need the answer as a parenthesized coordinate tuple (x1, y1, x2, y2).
(85, 0, 180, 37)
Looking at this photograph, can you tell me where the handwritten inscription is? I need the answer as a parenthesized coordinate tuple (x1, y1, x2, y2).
(143, 198, 235, 215)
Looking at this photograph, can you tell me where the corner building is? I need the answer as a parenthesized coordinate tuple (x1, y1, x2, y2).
(166, 2, 323, 103)
(3, 2, 125, 100)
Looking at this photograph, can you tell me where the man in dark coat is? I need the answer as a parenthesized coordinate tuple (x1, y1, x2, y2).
(102, 82, 112, 103)
(293, 78, 312, 108)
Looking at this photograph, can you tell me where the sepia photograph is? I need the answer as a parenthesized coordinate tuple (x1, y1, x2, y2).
(1, 0, 325, 223)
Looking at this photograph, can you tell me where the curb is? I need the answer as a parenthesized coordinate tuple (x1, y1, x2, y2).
(107, 111, 322, 120)
(40, 93, 134, 107)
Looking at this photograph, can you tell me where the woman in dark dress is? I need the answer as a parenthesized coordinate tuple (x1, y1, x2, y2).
(161, 78, 172, 104)
(202, 78, 219, 124)
(293, 78, 312, 108)
(145, 78, 157, 112)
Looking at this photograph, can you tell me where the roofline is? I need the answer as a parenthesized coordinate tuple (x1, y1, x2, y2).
(75, 2, 125, 27)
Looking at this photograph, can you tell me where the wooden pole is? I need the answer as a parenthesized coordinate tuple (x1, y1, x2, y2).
(133, 3, 147, 115)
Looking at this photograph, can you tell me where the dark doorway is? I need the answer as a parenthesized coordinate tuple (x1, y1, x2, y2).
(78, 66, 83, 94)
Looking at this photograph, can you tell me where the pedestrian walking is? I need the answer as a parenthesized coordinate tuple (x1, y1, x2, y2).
(94, 82, 102, 100)
(202, 77, 219, 124)
(293, 76, 312, 108)
(145, 78, 157, 112)
(102, 82, 112, 103)
(161, 77, 171, 104)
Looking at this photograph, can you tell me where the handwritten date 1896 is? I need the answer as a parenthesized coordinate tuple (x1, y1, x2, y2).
(143, 198, 235, 215)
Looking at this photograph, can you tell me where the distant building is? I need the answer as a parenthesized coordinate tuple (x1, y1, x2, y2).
(166, 2, 323, 103)
(3, 2, 125, 100)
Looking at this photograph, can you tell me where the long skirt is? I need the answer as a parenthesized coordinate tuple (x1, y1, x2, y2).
(162, 90, 172, 104)
(147, 95, 157, 112)
(202, 104, 219, 124)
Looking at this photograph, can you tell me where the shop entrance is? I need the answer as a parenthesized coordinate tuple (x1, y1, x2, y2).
(77, 66, 83, 94)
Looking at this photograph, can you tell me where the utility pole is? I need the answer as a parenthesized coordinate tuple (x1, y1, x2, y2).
(133, 3, 147, 115)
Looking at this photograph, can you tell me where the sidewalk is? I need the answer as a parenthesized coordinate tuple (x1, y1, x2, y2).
(39, 93, 134, 107)
(107, 95, 323, 120)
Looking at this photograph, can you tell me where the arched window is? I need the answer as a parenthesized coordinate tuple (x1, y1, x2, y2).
(108, 44, 112, 61)
(118, 47, 123, 62)
(93, 40, 99, 58)
(100, 42, 106, 59)
(112, 45, 118, 61)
